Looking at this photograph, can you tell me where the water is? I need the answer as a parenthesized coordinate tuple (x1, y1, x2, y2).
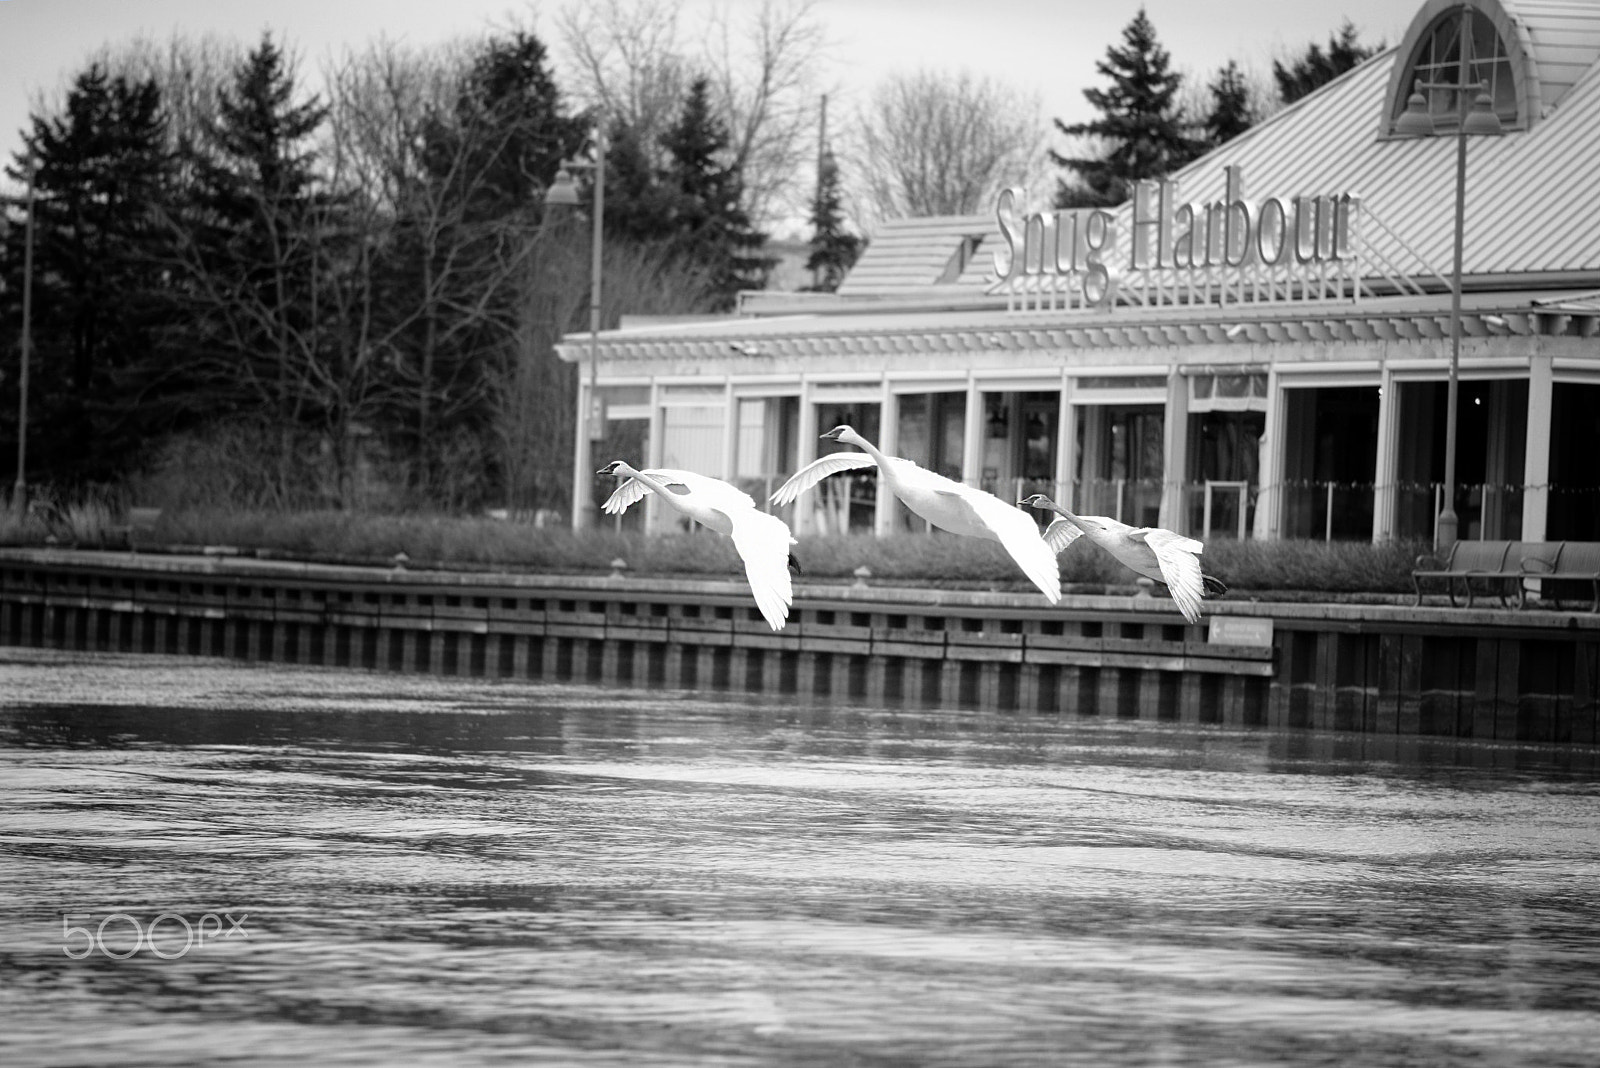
(3, 648, 1600, 1067)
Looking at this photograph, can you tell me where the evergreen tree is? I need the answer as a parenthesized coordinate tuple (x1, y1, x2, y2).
(804, 148, 861, 293)
(1, 64, 176, 485)
(658, 77, 771, 310)
(388, 30, 586, 506)
(1274, 20, 1381, 105)
(182, 33, 328, 398)
(170, 33, 333, 501)
(1205, 60, 1255, 147)
(601, 117, 678, 246)
(435, 31, 586, 220)
(1050, 8, 1202, 208)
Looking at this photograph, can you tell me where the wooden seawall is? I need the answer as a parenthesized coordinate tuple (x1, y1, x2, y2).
(2, 549, 1596, 743)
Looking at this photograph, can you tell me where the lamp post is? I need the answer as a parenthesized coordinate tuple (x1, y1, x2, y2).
(13, 156, 35, 506)
(1394, 7, 1504, 551)
(544, 128, 606, 531)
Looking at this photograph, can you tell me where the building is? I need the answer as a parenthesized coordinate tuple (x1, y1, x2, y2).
(556, 0, 1600, 546)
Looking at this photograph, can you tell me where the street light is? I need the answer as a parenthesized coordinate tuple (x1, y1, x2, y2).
(544, 128, 606, 531)
(13, 155, 35, 506)
(1394, 7, 1504, 551)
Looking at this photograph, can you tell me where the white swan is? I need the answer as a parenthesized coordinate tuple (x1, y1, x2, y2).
(1016, 493, 1227, 625)
(598, 461, 800, 631)
(770, 426, 1061, 604)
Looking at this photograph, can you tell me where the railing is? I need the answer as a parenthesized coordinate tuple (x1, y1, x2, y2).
(739, 473, 1582, 544)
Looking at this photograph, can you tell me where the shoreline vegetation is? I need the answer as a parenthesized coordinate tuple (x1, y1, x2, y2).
(1, 496, 1424, 604)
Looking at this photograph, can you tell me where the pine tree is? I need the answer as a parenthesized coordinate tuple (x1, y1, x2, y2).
(174, 33, 332, 500)
(658, 77, 771, 310)
(1050, 7, 1202, 208)
(804, 148, 860, 293)
(1, 64, 176, 485)
(1274, 20, 1381, 105)
(1205, 60, 1255, 147)
(598, 117, 678, 247)
(436, 30, 586, 220)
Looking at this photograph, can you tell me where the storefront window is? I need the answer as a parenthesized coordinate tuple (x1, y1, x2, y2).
(810, 401, 880, 533)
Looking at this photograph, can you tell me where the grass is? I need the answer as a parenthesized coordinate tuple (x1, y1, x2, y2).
(0, 499, 1424, 599)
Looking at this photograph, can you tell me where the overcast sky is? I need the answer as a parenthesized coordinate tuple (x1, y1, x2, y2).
(0, 0, 1412, 195)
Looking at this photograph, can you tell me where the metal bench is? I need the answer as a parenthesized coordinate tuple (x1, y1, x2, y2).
(1519, 541, 1600, 612)
(1411, 540, 1521, 607)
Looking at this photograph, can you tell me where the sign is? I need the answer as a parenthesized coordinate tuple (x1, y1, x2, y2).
(990, 166, 1360, 311)
(1207, 615, 1275, 648)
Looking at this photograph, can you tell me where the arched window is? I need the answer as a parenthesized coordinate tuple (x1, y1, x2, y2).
(1390, 5, 1519, 131)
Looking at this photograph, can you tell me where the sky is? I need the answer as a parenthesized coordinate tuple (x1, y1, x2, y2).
(0, 0, 1413, 222)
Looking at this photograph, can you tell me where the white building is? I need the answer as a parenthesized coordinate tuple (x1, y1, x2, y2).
(557, 0, 1600, 546)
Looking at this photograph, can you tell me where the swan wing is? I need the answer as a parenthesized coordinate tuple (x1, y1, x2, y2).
(1042, 517, 1085, 555)
(601, 477, 650, 515)
(1142, 527, 1207, 624)
(601, 468, 700, 514)
(726, 507, 796, 630)
(935, 487, 1061, 604)
(769, 453, 877, 507)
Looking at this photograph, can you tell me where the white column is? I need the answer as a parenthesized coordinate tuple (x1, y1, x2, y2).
(1255, 369, 1283, 540)
(720, 382, 737, 482)
(876, 381, 898, 535)
(1056, 373, 1076, 508)
(793, 379, 818, 535)
(1160, 366, 1188, 533)
(570, 377, 591, 531)
(1522, 355, 1553, 542)
(961, 378, 984, 487)
(1373, 367, 1398, 542)
(645, 382, 664, 534)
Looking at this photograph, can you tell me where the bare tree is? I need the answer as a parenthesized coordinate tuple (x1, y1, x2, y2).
(702, 0, 828, 228)
(849, 68, 1047, 228)
(554, 0, 828, 231)
(325, 37, 575, 509)
(554, 0, 690, 155)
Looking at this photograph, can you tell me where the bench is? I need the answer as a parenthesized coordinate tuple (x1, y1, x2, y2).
(1413, 539, 1600, 610)
(1412, 540, 1522, 608)
(1519, 541, 1600, 612)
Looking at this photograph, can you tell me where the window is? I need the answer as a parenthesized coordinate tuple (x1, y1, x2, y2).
(936, 234, 985, 283)
(1393, 6, 1517, 130)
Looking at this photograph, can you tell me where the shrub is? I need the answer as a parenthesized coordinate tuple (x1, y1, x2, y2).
(1, 493, 1425, 597)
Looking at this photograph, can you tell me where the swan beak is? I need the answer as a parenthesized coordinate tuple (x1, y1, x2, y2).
(819, 426, 846, 440)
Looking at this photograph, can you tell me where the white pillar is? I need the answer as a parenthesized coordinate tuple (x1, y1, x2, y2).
(1522, 355, 1553, 542)
(1056, 373, 1077, 509)
(1160, 366, 1188, 533)
(876, 382, 899, 535)
(570, 377, 591, 531)
(793, 379, 818, 535)
(720, 382, 737, 482)
(1255, 369, 1284, 540)
(1373, 367, 1398, 542)
(645, 382, 664, 534)
(961, 379, 984, 488)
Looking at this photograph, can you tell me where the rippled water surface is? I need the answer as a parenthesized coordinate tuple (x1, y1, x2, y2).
(4, 648, 1600, 1067)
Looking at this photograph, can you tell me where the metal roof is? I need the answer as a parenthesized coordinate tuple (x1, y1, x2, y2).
(835, 0, 1600, 303)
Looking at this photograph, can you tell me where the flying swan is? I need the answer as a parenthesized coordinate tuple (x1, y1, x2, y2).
(598, 461, 801, 631)
(770, 425, 1061, 604)
(1016, 493, 1227, 625)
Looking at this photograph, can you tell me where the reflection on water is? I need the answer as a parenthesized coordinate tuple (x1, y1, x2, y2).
(3, 648, 1600, 1068)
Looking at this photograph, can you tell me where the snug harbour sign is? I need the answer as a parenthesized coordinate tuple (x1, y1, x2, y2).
(989, 166, 1363, 311)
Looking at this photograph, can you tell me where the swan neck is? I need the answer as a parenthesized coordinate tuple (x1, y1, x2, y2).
(849, 434, 891, 469)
